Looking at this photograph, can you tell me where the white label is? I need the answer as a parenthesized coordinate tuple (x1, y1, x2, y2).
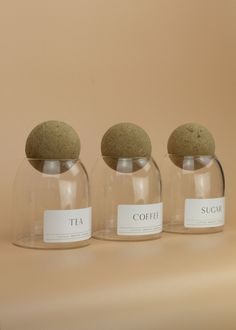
(117, 203, 163, 235)
(44, 208, 91, 243)
(184, 197, 225, 228)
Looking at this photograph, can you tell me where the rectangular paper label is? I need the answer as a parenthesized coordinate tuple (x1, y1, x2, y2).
(117, 203, 163, 235)
(184, 197, 225, 228)
(44, 208, 91, 243)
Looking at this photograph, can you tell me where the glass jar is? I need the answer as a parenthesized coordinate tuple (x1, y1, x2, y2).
(92, 156, 162, 241)
(163, 154, 225, 234)
(12, 159, 91, 249)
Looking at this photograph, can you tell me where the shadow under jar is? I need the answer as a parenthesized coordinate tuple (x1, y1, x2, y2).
(12, 158, 91, 249)
(92, 156, 162, 241)
(163, 154, 225, 234)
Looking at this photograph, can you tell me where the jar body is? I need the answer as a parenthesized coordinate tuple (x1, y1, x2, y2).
(13, 159, 91, 249)
(92, 157, 162, 241)
(163, 155, 225, 234)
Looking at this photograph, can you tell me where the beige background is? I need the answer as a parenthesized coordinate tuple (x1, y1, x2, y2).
(0, 0, 235, 238)
(0, 1, 236, 329)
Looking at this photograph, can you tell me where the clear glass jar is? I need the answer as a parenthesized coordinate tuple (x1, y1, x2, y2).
(163, 154, 225, 234)
(92, 156, 162, 241)
(12, 159, 91, 249)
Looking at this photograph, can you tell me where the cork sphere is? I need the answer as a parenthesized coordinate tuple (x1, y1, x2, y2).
(101, 122, 152, 172)
(25, 120, 80, 173)
(167, 123, 215, 170)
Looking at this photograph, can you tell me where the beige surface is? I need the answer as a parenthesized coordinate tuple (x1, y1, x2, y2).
(0, 1, 236, 329)
(1, 227, 236, 330)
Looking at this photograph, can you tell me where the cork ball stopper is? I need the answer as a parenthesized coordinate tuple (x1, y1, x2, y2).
(25, 120, 80, 173)
(101, 122, 152, 172)
(167, 123, 215, 170)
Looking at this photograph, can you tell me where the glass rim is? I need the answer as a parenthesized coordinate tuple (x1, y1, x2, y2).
(101, 155, 152, 160)
(167, 154, 216, 158)
(25, 158, 80, 161)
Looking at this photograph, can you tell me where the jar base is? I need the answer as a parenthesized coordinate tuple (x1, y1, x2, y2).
(13, 235, 90, 250)
(93, 229, 161, 241)
(163, 224, 224, 234)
